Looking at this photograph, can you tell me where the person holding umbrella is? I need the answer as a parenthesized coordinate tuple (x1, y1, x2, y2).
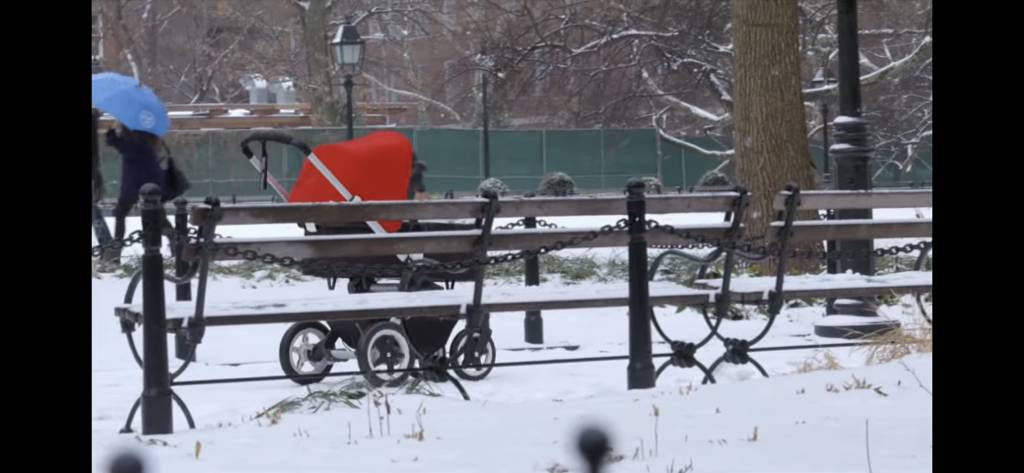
(92, 73, 184, 264)
(92, 107, 118, 266)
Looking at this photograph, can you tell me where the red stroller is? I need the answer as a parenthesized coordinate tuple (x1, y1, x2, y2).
(238, 131, 493, 387)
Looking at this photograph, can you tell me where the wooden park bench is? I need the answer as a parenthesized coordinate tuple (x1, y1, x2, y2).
(680, 186, 932, 378)
(112, 180, 762, 434)
(111, 180, 932, 435)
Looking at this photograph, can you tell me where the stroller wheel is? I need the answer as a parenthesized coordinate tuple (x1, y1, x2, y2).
(279, 322, 335, 385)
(357, 321, 413, 387)
(449, 329, 496, 381)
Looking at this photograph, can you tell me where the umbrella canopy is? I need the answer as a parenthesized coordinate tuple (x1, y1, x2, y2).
(91, 72, 170, 137)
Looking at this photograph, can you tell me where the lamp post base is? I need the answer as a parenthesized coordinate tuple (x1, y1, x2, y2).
(814, 318, 900, 339)
(817, 298, 899, 339)
(814, 306, 900, 339)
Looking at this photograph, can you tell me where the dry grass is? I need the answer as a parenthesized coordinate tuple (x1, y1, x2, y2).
(796, 350, 843, 373)
(858, 322, 932, 365)
(254, 380, 368, 426)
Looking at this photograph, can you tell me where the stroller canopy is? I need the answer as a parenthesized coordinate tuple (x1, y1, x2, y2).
(289, 131, 414, 233)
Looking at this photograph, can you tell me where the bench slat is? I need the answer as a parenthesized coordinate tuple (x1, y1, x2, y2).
(190, 193, 740, 226)
(115, 304, 463, 328)
(771, 219, 932, 241)
(773, 190, 932, 211)
(115, 282, 714, 331)
(695, 271, 932, 303)
(193, 224, 736, 261)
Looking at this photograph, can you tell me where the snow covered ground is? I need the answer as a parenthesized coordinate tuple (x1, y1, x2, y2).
(91, 208, 931, 473)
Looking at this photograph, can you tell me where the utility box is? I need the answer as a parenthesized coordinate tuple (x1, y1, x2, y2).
(239, 73, 269, 104)
(269, 77, 296, 104)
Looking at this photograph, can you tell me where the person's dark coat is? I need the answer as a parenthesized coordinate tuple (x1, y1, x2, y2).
(92, 110, 104, 204)
(106, 129, 166, 201)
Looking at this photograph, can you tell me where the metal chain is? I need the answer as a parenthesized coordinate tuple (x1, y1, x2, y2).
(161, 216, 927, 275)
(645, 220, 723, 249)
(92, 227, 225, 258)
(783, 240, 932, 261)
(212, 219, 629, 277)
(495, 218, 561, 231)
(644, 219, 931, 261)
(91, 230, 144, 257)
(650, 242, 718, 251)
(494, 219, 527, 230)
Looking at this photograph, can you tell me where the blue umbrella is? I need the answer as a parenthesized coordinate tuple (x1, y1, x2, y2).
(92, 72, 138, 103)
(92, 72, 170, 137)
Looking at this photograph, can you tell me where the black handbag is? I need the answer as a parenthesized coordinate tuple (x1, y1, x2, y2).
(160, 143, 190, 200)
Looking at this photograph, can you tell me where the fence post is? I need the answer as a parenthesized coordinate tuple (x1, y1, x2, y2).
(173, 197, 194, 362)
(139, 183, 173, 435)
(578, 426, 610, 473)
(523, 216, 543, 344)
(625, 178, 655, 389)
(108, 451, 145, 473)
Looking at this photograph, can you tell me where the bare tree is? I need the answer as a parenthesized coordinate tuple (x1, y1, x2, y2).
(96, 0, 292, 104)
(799, 0, 932, 183)
(94, 0, 931, 188)
(97, 0, 182, 90)
(294, 0, 344, 125)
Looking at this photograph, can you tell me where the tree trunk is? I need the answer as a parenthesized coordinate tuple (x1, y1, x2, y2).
(731, 0, 820, 272)
(299, 0, 342, 126)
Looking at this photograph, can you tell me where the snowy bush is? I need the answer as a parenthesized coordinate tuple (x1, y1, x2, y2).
(538, 172, 576, 196)
(641, 176, 663, 194)
(698, 170, 731, 187)
(478, 177, 509, 197)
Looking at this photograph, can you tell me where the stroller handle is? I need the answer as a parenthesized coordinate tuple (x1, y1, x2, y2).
(240, 131, 313, 158)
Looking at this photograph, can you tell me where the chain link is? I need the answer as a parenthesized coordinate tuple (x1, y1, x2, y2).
(494, 219, 526, 231)
(91, 226, 226, 258)
(211, 219, 629, 277)
(495, 218, 561, 231)
(644, 219, 931, 261)
(650, 242, 718, 251)
(91, 230, 144, 257)
(128, 215, 927, 274)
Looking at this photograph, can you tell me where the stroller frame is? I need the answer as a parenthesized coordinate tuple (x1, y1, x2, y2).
(239, 132, 496, 387)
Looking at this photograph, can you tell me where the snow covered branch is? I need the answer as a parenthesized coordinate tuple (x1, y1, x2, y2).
(571, 29, 680, 56)
(860, 36, 931, 85)
(652, 108, 734, 159)
(362, 73, 463, 122)
(641, 68, 728, 122)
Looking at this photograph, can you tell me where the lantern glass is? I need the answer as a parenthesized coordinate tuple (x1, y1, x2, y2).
(331, 22, 365, 75)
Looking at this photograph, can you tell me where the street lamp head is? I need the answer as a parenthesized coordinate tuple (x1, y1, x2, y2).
(331, 16, 365, 76)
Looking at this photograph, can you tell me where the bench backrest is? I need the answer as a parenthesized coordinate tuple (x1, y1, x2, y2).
(772, 189, 932, 211)
(190, 193, 742, 227)
(770, 189, 932, 242)
(193, 223, 740, 260)
(187, 192, 747, 261)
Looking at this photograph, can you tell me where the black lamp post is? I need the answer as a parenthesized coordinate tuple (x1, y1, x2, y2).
(810, 67, 839, 309)
(477, 50, 496, 179)
(814, 0, 899, 338)
(481, 68, 491, 179)
(331, 16, 365, 140)
(810, 67, 837, 185)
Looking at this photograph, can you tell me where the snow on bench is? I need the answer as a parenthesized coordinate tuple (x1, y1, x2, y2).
(115, 281, 716, 331)
(694, 271, 932, 303)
